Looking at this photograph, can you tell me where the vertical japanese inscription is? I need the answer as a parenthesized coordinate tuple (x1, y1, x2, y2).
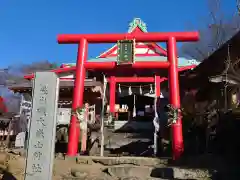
(24, 72, 59, 180)
(117, 39, 135, 65)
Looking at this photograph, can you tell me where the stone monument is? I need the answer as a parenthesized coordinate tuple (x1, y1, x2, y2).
(24, 72, 59, 180)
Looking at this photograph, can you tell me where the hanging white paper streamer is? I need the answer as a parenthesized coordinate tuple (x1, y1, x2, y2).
(129, 86, 132, 95)
(150, 84, 153, 94)
(139, 85, 143, 95)
(133, 94, 136, 117)
(118, 84, 121, 94)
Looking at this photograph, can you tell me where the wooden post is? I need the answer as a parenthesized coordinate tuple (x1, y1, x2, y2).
(80, 103, 89, 153)
(5, 119, 13, 148)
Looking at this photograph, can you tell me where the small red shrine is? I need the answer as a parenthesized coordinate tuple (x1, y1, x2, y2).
(22, 18, 199, 160)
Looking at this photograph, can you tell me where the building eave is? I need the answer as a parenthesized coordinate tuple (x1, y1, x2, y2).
(24, 56, 199, 80)
(8, 79, 102, 92)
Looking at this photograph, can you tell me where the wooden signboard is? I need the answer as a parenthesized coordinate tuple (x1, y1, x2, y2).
(117, 39, 135, 65)
(24, 72, 59, 180)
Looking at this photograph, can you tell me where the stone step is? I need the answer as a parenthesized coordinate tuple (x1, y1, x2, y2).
(76, 156, 169, 166)
(72, 156, 211, 179)
(69, 164, 211, 180)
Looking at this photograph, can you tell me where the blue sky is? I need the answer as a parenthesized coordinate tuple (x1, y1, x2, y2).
(0, 0, 237, 68)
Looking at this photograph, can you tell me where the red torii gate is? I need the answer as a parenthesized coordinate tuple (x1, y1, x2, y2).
(57, 32, 199, 160)
(107, 76, 167, 115)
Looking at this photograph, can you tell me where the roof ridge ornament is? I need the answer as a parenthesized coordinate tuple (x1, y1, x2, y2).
(128, 18, 147, 33)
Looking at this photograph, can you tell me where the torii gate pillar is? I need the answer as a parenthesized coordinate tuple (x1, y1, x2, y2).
(168, 37, 183, 158)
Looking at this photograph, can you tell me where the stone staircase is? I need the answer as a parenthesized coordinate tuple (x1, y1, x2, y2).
(64, 156, 212, 180)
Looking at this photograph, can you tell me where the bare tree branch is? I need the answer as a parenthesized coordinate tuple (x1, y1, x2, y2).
(180, 0, 240, 60)
(0, 60, 58, 113)
(237, 0, 240, 14)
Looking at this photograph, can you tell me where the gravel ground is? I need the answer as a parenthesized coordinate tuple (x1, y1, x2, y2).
(0, 152, 239, 180)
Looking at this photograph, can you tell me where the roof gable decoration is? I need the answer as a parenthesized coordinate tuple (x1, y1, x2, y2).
(128, 18, 147, 33)
(97, 18, 167, 58)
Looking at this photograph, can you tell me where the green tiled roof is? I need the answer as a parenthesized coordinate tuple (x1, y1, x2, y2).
(62, 56, 200, 68)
